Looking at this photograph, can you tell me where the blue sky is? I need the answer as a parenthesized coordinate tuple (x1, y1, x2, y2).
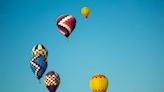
(0, 0, 164, 92)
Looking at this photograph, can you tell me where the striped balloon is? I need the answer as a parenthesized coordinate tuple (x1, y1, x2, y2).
(44, 71, 60, 92)
(56, 14, 76, 41)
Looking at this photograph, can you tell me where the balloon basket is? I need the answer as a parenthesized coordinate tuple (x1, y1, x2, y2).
(66, 37, 68, 41)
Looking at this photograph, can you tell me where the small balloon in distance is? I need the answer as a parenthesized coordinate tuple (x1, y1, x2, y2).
(81, 7, 90, 20)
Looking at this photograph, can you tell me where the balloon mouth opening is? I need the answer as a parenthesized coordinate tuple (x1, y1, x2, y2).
(37, 76, 41, 79)
(83, 14, 89, 18)
(84, 16, 88, 18)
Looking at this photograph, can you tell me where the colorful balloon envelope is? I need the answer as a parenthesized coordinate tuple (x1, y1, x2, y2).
(90, 74, 108, 92)
(31, 44, 48, 58)
(56, 14, 76, 41)
(44, 71, 60, 92)
(81, 7, 90, 20)
(30, 54, 47, 83)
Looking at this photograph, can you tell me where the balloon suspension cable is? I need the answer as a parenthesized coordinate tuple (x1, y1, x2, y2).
(66, 37, 68, 41)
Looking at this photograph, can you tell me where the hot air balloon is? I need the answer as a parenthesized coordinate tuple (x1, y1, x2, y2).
(81, 7, 90, 20)
(30, 54, 48, 84)
(31, 44, 48, 58)
(90, 74, 108, 92)
(56, 14, 76, 41)
(44, 71, 60, 92)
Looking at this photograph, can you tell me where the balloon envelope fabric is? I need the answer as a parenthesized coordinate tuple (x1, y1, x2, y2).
(30, 54, 47, 80)
(31, 44, 48, 58)
(44, 71, 60, 92)
(81, 7, 90, 19)
(90, 74, 108, 92)
(56, 14, 76, 38)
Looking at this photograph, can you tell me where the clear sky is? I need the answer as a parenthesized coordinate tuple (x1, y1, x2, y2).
(0, 0, 164, 92)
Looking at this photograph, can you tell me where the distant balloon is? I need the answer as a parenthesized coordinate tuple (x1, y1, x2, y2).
(30, 54, 47, 84)
(44, 71, 60, 92)
(31, 44, 48, 58)
(56, 14, 76, 41)
(81, 7, 90, 20)
(90, 74, 108, 92)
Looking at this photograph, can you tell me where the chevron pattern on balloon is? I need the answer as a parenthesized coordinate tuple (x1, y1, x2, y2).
(30, 54, 42, 78)
(30, 54, 47, 79)
(56, 14, 76, 37)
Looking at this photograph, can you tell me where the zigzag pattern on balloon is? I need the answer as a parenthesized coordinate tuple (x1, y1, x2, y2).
(91, 74, 106, 79)
(30, 54, 47, 79)
(40, 57, 47, 77)
(56, 15, 76, 37)
(58, 15, 74, 34)
(93, 89, 107, 92)
(56, 15, 69, 36)
(30, 54, 42, 78)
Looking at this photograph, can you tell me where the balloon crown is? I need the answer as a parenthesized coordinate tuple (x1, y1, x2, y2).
(91, 74, 106, 79)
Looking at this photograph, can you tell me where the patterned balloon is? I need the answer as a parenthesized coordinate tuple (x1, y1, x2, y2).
(30, 54, 47, 83)
(44, 71, 60, 92)
(90, 74, 108, 92)
(56, 14, 76, 41)
(31, 44, 48, 58)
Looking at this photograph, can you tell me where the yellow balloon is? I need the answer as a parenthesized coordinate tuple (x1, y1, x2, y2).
(90, 74, 108, 92)
(81, 7, 90, 19)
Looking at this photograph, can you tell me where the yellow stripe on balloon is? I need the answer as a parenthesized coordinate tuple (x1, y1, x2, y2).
(90, 74, 108, 92)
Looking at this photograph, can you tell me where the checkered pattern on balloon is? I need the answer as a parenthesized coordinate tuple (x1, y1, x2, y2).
(44, 71, 60, 92)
